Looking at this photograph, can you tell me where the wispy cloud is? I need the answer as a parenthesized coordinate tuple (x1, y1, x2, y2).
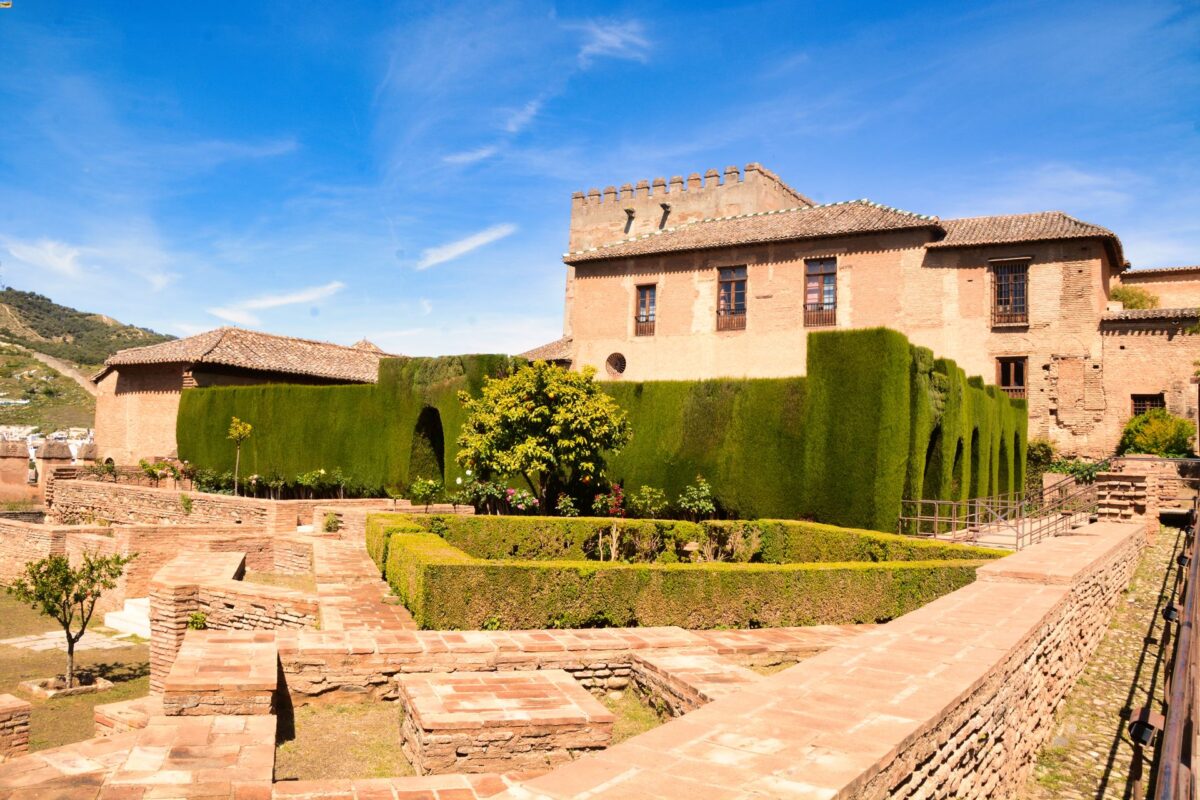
(573, 19, 650, 67)
(505, 99, 542, 133)
(443, 145, 500, 165)
(208, 280, 346, 326)
(419, 298, 433, 315)
(2, 238, 84, 278)
(416, 223, 517, 270)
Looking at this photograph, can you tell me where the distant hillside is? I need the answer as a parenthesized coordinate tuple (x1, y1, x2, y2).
(0, 289, 173, 367)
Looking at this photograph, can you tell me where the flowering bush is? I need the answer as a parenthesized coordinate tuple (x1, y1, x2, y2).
(408, 478, 443, 511)
(592, 484, 625, 518)
(506, 487, 540, 513)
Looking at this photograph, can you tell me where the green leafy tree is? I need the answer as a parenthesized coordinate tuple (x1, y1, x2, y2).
(227, 417, 253, 496)
(627, 485, 668, 519)
(408, 477, 443, 512)
(1110, 284, 1159, 310)
(456, 362, 631, 507)
(678, 476, 716, 521)
(7, 552, 135, 687)
(1117, 408, 1195, 457)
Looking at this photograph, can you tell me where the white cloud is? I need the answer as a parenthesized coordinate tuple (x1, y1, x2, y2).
(419, 298, 433, 315)
(505, 99, 542, 133)
(3, 238, 84, 278)
(443, 145, 499, 165)
(573, 19, 650, 67)
(416, 223, 517, 270)
(208, 280, 346, 326)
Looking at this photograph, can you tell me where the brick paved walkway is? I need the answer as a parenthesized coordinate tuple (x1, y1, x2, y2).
(1025, 525, 1182, 799)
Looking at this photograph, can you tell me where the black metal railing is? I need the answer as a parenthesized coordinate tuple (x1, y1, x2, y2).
(897, 474, 1097, 549)
(1153, 499, 1199, 799)
(634, 317, 655, 336)
(804, 304, 836, 327)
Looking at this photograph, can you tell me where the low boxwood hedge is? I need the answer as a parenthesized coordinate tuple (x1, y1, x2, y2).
(402, 514, 1006, 564)
(370, 513, 1006, 630)
(384, 531, 985, 629)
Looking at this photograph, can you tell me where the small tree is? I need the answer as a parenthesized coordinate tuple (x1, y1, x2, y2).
(1110, 285, 1159, 310)
(456, 362, 631, 507)
(227, 417, 253, 496)
(1118, 408, 1195, 457)
(408, 477, 443, 512)
(7, 552, 135, 687)
(677, 476, 716, 522)
(627, 485, 669, 519)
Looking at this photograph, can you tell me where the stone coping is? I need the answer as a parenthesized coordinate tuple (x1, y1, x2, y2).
(976, 523, 1146, 585)
(398, 670, 614, 732)
(164, 630, 279, 694)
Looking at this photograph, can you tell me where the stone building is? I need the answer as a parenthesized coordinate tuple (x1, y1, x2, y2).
(524, 163, 1200, 457)
(92, 327, 393, 464)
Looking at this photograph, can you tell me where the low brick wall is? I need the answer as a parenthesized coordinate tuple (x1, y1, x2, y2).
(0, 694, 30, 762)
(313, 502, 471, 540)
(150, 552, 318, 693)
(49, 479, 402, 534)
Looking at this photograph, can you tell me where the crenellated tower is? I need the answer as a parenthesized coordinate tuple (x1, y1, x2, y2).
(566, 163, 813, 253)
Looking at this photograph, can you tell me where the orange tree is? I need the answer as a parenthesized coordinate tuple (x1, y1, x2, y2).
(456, 362, 630, 508)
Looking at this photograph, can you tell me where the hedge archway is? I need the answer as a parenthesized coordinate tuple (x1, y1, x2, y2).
(409, 406, 446, 483)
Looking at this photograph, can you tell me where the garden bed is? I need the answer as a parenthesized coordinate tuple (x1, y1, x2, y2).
(369, 514, 1007, 630)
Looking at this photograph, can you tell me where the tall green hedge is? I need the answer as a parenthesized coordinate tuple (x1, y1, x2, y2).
(176, 354, 518, 490)
(175, 330, 1026, 532)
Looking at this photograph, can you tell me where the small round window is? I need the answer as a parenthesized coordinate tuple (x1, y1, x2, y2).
(605, 352, 627, 377)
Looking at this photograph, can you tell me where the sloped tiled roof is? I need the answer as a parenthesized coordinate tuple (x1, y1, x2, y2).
(930, 211, 1125, 266)
(101, 327, 396, 384)
(0, 441, 27, 458)
(1121, 265, 1200, 278)
(563, 200, 941, 264)
(519, 337, 574, 363)
(1102, 307, 1200, 322)
(35, 440, 72, 460)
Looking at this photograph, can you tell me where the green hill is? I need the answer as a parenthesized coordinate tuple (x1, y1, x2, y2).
(0, 288, 173, 367)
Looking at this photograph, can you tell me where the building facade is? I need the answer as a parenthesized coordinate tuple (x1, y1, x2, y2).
(93, 328, 391, 464)
(525, 163, 1200, 457)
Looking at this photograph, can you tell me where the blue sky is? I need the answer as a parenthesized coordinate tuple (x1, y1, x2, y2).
(0, 1, 1197, 356)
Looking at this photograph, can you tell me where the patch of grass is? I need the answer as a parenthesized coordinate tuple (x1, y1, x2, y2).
(602, 690, 665, 745)
(0, 592, 149, 751)
(241, 572, 317, 594)
(275, 702, 414, 781)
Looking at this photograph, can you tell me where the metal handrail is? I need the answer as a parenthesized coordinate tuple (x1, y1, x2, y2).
(1154, 498, 1198, 799)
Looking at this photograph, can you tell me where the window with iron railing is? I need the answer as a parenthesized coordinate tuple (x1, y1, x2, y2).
(997, 356, 1027, 400)
(804, 258, 837, 327)
(717, 266, 747, 331)
(1132, 393, 1166, 417)
(635, 284, 656, 336)
(991, 259, 1029, 326)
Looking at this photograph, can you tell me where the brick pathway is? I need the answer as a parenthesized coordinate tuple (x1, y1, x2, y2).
(1024, 525, 1182, 799)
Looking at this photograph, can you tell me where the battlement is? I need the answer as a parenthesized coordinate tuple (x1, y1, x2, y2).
(567, 163, 813, 253)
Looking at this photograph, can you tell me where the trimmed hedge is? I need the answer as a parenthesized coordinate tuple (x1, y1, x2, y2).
(176, 355, 519, 490)
(401, 514, 1006, 564)
(176, 329, 1026, 532)
(371, 513, 1007, 629)
(383, 531, 986, 629)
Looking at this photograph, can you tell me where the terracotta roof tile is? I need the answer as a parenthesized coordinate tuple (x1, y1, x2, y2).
(1102, 307, 1200, 322)
(519, 337, 574, 363)
(929, 211, 1125, 265)
(562, 200, 941, 264)
(1120, 265, 1200, 277)
(35, 440, 72, 460)
(103, 327, 396, 383)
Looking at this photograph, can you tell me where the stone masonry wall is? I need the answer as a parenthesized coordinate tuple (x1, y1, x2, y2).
(0, 695, 30, 763)
(49, 479, 396, 533)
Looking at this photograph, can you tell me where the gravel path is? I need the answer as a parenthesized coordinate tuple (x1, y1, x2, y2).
(1024, 525, 1183, 799)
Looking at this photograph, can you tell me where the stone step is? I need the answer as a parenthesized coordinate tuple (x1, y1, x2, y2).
(124, 597, 150, 614)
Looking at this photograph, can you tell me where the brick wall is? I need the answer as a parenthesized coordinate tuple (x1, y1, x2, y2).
(1117, 270, 1200, 307)
(0, 517, 72, 582)
(48, 479, 396, 534)
(0, 694, 30, 762)
(94, 365, 185, 465)
(149, 552, 318, 693)
(1112, 457, 1200, 510)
